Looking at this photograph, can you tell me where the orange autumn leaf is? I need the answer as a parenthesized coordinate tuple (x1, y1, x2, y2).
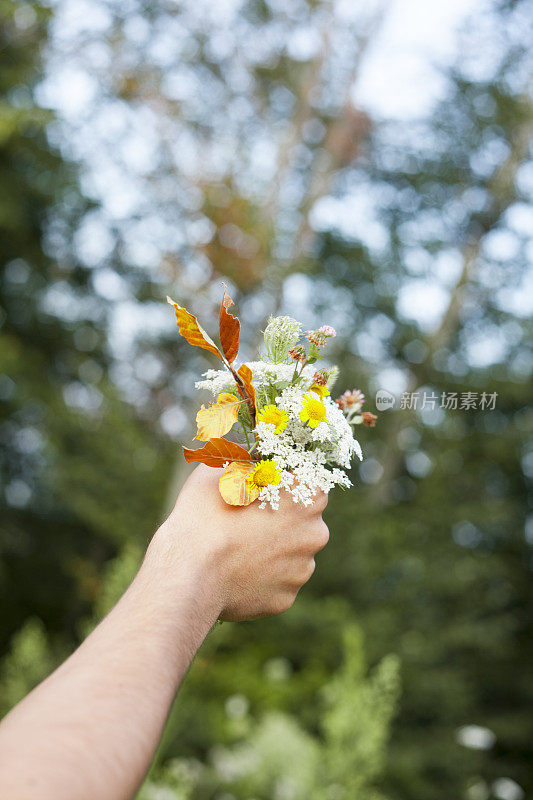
(219, 461, 259, 506)
(182, 437, 252, 468)
(219, 287, 240, 364)
(167, 296, 224, 362)
(236, 363, 257, 424)
(195, 393, 241, 441)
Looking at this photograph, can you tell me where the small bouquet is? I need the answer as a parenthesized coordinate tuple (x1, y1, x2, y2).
(167, 289, 377, 509)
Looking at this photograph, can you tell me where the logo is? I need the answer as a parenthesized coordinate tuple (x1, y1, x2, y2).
(375, 389, 395, 411)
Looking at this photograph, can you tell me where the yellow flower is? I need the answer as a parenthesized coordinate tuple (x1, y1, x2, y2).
(246, 459, 282, 489)
(310, 383, 330, 399)
(256, 404, 289, 434)
(300, 394, 327, 428)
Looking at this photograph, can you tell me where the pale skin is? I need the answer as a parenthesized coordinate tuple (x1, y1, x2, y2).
(0, 464, 329, 800)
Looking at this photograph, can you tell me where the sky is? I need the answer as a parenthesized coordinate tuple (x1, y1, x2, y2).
(353, 0, 484, 119)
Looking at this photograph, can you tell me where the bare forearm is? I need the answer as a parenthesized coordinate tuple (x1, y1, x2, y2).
(0, 524, 221, 800)
(0, 465, 329, 800)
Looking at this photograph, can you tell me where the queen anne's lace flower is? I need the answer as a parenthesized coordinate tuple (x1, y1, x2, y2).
(195, 361, 317, 396)
(195, 369, 237, 396)
(252, 385, 363, 509)
(263, 315, 302, 363)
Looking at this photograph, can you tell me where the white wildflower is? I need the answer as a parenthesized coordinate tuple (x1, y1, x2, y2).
(192, 341, 366, 510)
(253, 385, 363, 509)
(195, 361, 316, 398)
(195, 369, 237, 396)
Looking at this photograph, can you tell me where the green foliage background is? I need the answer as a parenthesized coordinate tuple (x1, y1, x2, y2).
(0, 1, 531, 799)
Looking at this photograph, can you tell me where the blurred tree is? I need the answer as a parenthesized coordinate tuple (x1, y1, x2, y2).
(0, 0, 173, 651)
(0, 617, 61, 718)
(312, 4, 533, 798)
(0, 0, 91, 646)
(139, 621, 399, 800)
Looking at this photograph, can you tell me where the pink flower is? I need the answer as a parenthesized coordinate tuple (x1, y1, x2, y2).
(335, 389, 365, 413)
(318, 325, 336, 338)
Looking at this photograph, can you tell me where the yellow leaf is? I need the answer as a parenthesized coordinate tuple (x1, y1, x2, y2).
(219, 461, 259, 506)
(195, 393, 241, 441)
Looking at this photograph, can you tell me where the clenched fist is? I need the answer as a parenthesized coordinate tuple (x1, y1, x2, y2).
(148, 464, 330, 621)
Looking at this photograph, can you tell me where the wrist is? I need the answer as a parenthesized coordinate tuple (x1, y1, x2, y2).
(139, 520, 225, 625)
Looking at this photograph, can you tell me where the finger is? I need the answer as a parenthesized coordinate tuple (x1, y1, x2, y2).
(310, 520, 330, 553)
(308, 490, 329, 515)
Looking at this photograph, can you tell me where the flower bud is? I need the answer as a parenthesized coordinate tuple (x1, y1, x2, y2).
(289, 345, 307, 362)
(306, 331, 327, 348)
(263, 316, 302, 363)
(312, 369, 328, 386)
(326, 365, 340, 389)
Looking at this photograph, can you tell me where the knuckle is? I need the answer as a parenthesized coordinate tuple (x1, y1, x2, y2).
(291, 558, 315, 588)
(313, 521, 330, 551)
(272, 593, 295, 615)
(293, 563, 313, 586)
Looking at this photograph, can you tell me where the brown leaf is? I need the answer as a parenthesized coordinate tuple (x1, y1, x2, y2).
(182, 438, 252, 468)
(167, 296, 224, 361)
(195, 393, 241, 441)
(219, 286, 240, 364)
(219, 461, 259, 506)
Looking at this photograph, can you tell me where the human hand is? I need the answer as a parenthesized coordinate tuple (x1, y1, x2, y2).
(149, 464, 329, 622)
